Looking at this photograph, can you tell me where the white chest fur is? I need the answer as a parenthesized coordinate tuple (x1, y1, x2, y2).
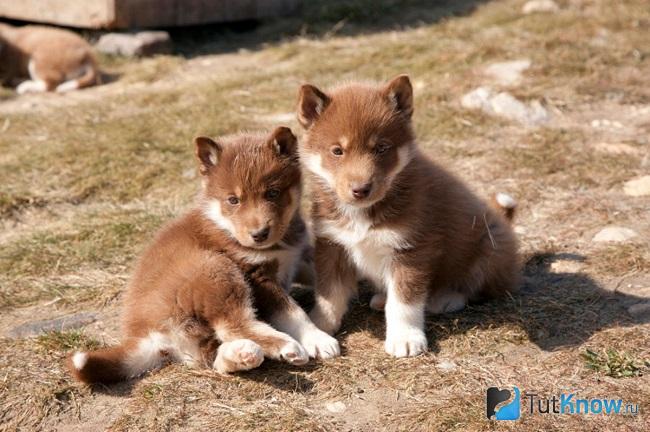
(234, 241, 304, 290)
(318, 209, 410, 289)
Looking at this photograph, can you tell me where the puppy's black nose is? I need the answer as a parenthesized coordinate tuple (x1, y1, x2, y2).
(250, 227, 270, 243)
(351, 182, 372, 199)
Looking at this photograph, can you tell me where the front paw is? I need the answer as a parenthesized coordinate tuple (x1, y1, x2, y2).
(214, 339, 264, 373)
(280, 340, 309, 366)
(385, 328, 428, 358)
(300, 328, 341, 359)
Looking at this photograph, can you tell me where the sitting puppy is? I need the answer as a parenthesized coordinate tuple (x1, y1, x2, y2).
(69, 127, 339, 384)
(0, 23, 99, 94)
(297, 75, 519, 358)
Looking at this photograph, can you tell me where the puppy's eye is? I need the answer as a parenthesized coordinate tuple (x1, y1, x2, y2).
(227, 196, 240, 205)
(375, 141, 391, 154)
(265, 189, 280, 200)
(331, 146, 344, 156)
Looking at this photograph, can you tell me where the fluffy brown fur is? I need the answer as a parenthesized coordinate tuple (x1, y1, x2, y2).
(297, 75, 520, 357)
(68, 127, 339, 384)
(0, 23, 98, 93)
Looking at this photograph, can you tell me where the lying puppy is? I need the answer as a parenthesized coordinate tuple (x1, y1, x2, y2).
(297, 75, 519, 357)
(0, 23, 99, 93)
(69, 127, 339, 384)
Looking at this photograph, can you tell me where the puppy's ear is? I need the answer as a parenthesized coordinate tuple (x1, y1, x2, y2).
(194, 136, 222, 175)
(268, 126, 297, 157)
(383, 74, 413, 118)
(297, 84, 330, 129)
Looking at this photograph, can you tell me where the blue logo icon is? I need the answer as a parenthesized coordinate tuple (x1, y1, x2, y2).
(487, 386, 520, 420)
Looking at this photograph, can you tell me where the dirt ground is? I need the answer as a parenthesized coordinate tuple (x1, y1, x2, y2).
(0, 0, 648, 430)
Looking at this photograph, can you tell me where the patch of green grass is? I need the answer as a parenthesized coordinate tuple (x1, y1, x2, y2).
(0, 210, 164, 279)
(582, 348, 648, 378)
(36, 330, 101, 352)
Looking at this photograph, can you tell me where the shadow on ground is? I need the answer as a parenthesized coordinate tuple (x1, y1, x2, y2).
(318, 252, 649, 353)
(167, 0, 492, 57)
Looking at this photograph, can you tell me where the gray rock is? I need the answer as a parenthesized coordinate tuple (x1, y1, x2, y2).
(95, 31, 172, 57)
(435, 359, 457, 372)
(7, 312, 98, 338)
(623, 175, 650, 197)
(592, 226, 638, 243)
(484, 59, 531, 86)
(628, 303, 650, 318)
(461, 87, 548, 125)
(325, 401, 347, 413)
(522, 0, 559, 14)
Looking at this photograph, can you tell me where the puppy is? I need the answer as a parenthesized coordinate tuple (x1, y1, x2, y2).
(0, 23, 99, 93)
(297, 75, 519, 357)
(69, 127, 339, 384)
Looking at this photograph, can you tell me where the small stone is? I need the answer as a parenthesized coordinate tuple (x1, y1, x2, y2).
(182, 168, 196, 179)
(550, 260, 584, 273)
(522, 0, 559, 14)
(325, 401, 347, 413)
(627, 303, 650, 318)
(461, 87, 548, 125)
(490, 92, 548, 125)
(593, 143, 639, 155)
(7, 312, 98, 338)
(460, 86, 492, 111)
(96, 31, 172, 57)
(484, 59, 531, 86)
(592, 226, 638, 243)
(623, 175, 650, 197)
(436, 360, 457, 372)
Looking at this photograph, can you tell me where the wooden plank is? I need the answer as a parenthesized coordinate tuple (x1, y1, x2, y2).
(0, 0, 301, 29)
(0, 0, 114, 28)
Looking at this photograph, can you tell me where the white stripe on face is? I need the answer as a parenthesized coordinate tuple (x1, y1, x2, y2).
(204, 199, 237, 238)
(303, 152, 335, 188)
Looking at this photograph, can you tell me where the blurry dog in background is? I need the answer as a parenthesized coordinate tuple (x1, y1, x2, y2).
(0, 23, 99, 93)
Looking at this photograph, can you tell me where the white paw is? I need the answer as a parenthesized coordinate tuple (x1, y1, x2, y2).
(369, 293, 386, 311)
(299, 328, 341, 359)
(280, 340, 309, 365)
(385, 329, 428, 358)
(215, 339, 264, 372)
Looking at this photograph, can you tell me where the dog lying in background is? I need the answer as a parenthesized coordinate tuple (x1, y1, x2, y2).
(0, 23, 99, 94)
(297, 75, 520, 357)
(69, 127, 339, 384)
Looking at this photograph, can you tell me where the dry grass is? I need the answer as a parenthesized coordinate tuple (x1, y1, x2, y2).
(0, 0, 649, 430)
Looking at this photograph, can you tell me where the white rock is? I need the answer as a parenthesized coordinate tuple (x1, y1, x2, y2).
(490, 92, 548, 125)
(623, 175, 650, 197)
(436, 360, 457, 372)
(484, 59, 531, 86)
(460, 86, 492, 111)
(550, 260, 584, 273)
(96, 31, 172, 57)
(522, 0, 559, 14)
(593, 143, 639, 155)
(461, 87, 548, 125)
(325, 401, 347, 413)
(592, 226, 638, 243)
(628, 303, 650, 318)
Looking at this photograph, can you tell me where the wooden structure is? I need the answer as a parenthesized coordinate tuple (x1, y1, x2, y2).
(0, 0, 301, 29)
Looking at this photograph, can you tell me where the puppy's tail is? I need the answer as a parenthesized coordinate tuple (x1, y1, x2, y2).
(490, 192, 517, 223)
(68, 338, 165, 384)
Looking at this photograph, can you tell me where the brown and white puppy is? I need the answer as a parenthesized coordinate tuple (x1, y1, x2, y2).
(0, 23, 98, 94)
(69, 127, 339, 384)
(297, 76, 519, 357)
